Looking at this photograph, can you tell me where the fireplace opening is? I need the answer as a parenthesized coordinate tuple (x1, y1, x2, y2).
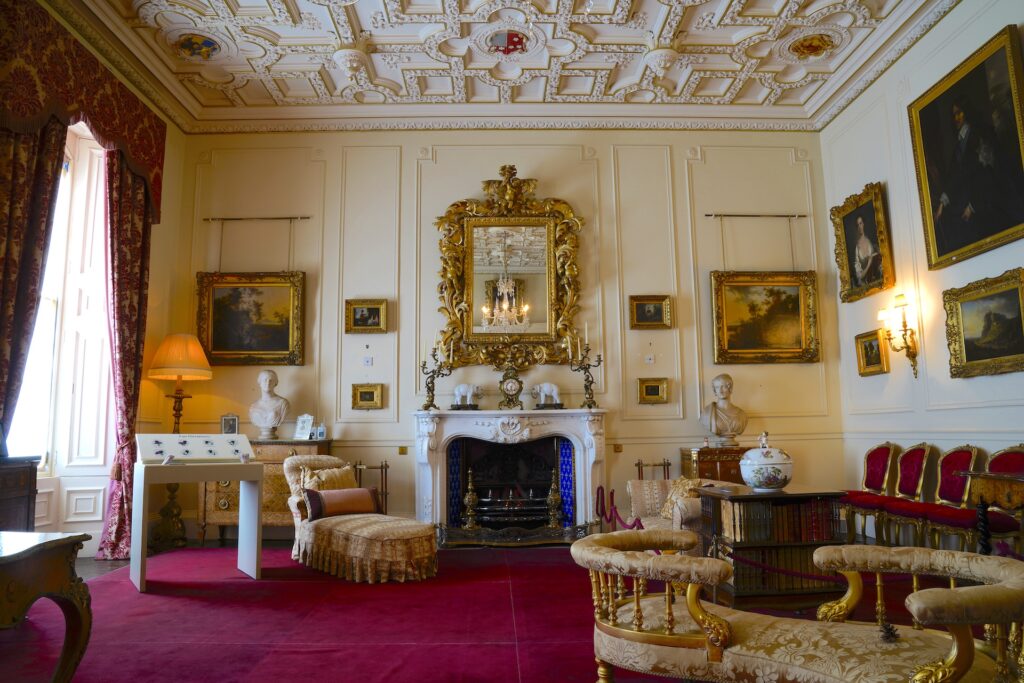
(447, 436, 575, 532)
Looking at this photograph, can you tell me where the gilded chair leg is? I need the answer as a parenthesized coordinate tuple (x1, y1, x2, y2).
(912, 574, 922, 630)
(875, 573, 887, 627)
(596, 658, 614, 683)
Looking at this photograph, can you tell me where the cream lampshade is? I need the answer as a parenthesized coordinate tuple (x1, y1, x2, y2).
(148, 333, 212, 433)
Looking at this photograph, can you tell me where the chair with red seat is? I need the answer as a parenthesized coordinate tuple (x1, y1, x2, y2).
(927, 444, 1024, 552)
(877, 443, 932, 546)
(841, 442, 899, 543)
(883, 445, 978, 548)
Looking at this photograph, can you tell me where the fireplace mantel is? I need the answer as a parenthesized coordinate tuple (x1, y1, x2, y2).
(413, 409, 606, 529)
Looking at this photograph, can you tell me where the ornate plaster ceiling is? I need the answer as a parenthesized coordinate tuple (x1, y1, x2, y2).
(53, 0, 960, 131)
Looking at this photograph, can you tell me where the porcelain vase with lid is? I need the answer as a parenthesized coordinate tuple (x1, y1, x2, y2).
(740, 432, 793, 492)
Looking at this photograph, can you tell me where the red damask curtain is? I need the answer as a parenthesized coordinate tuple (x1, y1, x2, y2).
(96, 151, 152, 560)
(0, 118, 67, 434)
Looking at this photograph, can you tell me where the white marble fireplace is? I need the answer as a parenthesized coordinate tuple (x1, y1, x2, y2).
(413, 409, 606, 530)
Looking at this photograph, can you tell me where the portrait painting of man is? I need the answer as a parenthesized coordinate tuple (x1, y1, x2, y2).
(910, 27, 1024, 269)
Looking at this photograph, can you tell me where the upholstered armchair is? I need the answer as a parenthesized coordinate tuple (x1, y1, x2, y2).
(625, 477, 733, 551)
(571, 529, 1018, 683)
(885, 445, 977, 548)
(841, 441, 899, 543)
(283, 454, 437, 583)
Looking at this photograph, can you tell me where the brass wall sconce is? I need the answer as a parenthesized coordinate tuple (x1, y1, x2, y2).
(877, 293, 919, 378)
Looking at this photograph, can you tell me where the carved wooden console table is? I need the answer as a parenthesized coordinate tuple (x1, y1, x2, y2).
(0, 531, 92, 682)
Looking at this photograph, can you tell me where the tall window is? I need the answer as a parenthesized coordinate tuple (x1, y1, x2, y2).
(7, 123, 116, 471)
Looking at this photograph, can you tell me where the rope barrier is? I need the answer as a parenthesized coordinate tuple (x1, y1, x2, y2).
(594, 486, 644, 530)
(718, 548, 845, 584)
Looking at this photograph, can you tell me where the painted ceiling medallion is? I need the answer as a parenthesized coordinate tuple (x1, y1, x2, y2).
(487, 30, 530, 56)
(789, 33, 837, 60)
(176, 33, 220, 60)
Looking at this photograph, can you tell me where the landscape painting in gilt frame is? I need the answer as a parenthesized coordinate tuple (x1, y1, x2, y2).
(711, 271, 820, 364)
(196, 271, 305, 366)
(909, 25, 1024, 269)
(943, 268, 1024, 378)
(830, 182, 895, 302)
(854, 329, 890, 377)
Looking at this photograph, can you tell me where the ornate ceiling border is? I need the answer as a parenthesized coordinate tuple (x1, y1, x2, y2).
(43, 0, 960, 134)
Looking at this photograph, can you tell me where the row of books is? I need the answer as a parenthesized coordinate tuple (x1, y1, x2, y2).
(719, 498, 837, 543)
(725, 546, 840, 592)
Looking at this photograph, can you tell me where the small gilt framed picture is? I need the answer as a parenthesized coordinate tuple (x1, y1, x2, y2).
(220, 413, 239, 434)
(629, 295, 671, 329)
(345, 299, 387, 334)
(637, 378, 669, 404)
(352, 383, 384, 410)
(854, 329, 889, 377)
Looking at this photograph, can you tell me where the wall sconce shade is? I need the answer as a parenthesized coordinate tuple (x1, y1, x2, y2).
(148, 333, 212, 381)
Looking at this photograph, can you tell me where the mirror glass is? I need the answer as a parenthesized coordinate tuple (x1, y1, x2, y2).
(469, 223, 552, 338)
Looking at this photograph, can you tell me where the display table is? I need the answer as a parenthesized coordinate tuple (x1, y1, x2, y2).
(0, 531, 91, 682)
(131, 462, 263, 592)
(960, 471, 1024, 555)
(697, 484, 845, 609)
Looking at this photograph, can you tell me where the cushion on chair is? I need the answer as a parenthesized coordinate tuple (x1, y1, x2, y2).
(896, 445, 928, 497)
(659, 478, 704, 519)
(864, 445, 893, 492)
(926, 506, 1020, 533)
(304, 487, 380, 521)
(936, 448, 975, 504)
(883, 497, 929, 519)
(989, 449, 1024, 475)
(300, 465, 357, 492)
(842, 492, 887, 510)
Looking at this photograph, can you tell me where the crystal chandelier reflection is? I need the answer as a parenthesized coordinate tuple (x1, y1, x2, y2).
(481, 233, 530, 332)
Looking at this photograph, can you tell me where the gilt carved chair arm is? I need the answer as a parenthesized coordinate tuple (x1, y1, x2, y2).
(570, 529, 732, 585)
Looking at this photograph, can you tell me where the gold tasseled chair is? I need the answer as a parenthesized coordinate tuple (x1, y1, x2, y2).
(840, 442, 899, 543)
(283, 454, 437, 583)
(571, 529, 1018, 683)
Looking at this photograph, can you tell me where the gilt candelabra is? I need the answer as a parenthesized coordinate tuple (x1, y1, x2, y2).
(420, 346, 453, 410)
(569, 342, 603, 409)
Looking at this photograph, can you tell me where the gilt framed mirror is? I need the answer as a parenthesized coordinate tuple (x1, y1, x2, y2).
(436, 165, 583, 370)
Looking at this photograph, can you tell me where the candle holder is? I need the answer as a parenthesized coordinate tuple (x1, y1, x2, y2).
(420, 346, 453, 410)
(569, 342, 603, 409)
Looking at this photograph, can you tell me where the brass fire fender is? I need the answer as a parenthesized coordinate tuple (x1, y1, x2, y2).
(435, 165, 584, 371)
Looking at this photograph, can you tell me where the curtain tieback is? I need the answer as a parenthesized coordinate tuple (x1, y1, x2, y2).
(111, 461, 122, 481)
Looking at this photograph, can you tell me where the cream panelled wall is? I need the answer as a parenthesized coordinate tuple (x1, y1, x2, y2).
(146, 129, 844, 521)
(821, 0, 1024, 492)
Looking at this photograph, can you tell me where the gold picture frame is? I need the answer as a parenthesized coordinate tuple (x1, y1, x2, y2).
(711, 271, 820, 364)
(830, 182, 895, 302)
(196, 271, 304, 366)
(909, 25, 1024, 270)
(345, 299, 387, 334)
(854, 329, 890, 377)
(943, 268, 1024, 378)
(637, 378, 669, 404)
(352, 383, 384, 410)
(629, 295, 672, 329)
(436, 165, 583, 371)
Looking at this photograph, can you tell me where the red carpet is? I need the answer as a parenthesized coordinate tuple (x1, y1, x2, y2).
(1, 546, 665, 683)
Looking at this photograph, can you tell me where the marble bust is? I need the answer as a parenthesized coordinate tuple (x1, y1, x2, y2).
(698, 373, 748, 447)
(248, 369, 290, 439)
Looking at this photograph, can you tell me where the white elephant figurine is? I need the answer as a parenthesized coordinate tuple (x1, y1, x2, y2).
(453, 383, 483, 405)
(530, 382, 561, 405)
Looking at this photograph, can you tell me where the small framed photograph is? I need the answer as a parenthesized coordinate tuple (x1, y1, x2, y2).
(220, 413, 239, 434)
(830, 182, 895, 303)
(943, 268, 1024, 378)
(352, 383, 384, 410)
(345, 299, 387, 334)
(293, 413, 314, 440)
(196, 271, 304, 365)
(854, 329, 889, 377)
(637, 377, 669, 404)
(711, 270, 820, 364)
(629, 295, 671, 329)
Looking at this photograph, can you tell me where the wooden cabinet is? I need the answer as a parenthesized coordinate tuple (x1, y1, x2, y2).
(681, 446, 745, 483)
(0, 458, 40, 531)
(197, 439, 331, 545)
(697, 484, 845, 609)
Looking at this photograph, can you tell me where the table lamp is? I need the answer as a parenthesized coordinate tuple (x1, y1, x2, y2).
(147, 333, 211, 551)
(148, 333, 212, 433)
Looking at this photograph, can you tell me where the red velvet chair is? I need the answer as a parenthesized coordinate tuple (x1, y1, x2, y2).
(875, 443, 932, 546)
(926, 445, 1024, 552)
(841, 442, 898, 543)
(883, 445, 977, 548)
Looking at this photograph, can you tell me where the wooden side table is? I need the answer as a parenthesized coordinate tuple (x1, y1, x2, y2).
(682, 446, 745, 483)
(960, 471, 1024, 555)
(0, 531, 91, 682)
(0, 457, 40, 531)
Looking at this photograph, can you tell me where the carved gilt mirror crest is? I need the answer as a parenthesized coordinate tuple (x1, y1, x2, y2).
(436, 165, 583, 370)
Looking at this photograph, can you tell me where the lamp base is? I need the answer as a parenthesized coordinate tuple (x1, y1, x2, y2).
(151, 482, 187, 551)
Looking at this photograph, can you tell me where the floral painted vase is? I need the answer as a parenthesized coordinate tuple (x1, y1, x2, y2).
(740, 432, 793, 492)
